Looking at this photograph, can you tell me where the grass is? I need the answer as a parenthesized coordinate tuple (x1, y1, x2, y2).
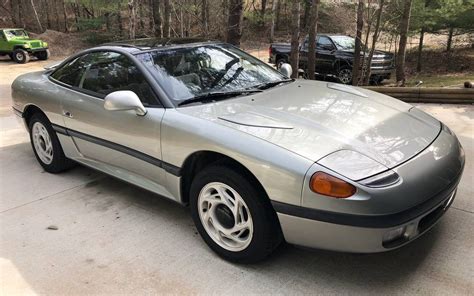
(404, 74, 474, 87)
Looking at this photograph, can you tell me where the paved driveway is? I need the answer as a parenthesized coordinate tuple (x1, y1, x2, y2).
(1, 58, 473, 295)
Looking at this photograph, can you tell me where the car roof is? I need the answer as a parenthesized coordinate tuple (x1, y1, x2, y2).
(1, 28, 27, 31)
(100, 37, 220, 54)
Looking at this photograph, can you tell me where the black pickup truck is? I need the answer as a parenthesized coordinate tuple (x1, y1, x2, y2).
(269, 34, 395, 84)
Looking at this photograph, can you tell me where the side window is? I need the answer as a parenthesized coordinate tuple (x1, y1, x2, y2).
(317, 37, 335, 50)
(79, 51, 159, 106)
(50, 57, 87, 86)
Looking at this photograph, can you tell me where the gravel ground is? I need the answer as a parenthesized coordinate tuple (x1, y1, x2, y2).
(1, 57, 473, 295)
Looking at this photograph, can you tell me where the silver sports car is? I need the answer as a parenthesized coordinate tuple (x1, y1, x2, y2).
(12, 39, 465, 263)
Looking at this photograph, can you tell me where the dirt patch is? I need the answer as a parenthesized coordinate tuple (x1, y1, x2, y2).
(29, 30, 87, 58)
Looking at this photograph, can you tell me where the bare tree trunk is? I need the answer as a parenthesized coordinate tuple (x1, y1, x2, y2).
(9, 0, 18, 27)
(261, 0, 267, 24)
(363, 0, 384, 85)
(302, 0, 311, 31)
(416, 27, 424, 72)
(352, 0, 364, 86)
(117, 2, 124, 37)
(163, 0, 171, 37)
(226, 0, 243, 46)
(270, 0, 278, 42)
(289, 0, 300, 79)
(307, 0, 319, 80)
(275, 0, 281, 30)
(138, 0, 145, 31)
(62, 0, 68, 32)
(128, 0, 137, 39)
(447, 27, 454, 51)
(152, 0, 162, 37)
(54, 0, 61, 30)
(29, 0, 43, 32)
(201, 0, 209, 36)
(395, 0, 413, 86)
(44, 0, 52, 29)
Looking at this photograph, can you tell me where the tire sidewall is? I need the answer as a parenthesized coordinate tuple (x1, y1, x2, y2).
(190, 165, 279, 263)
(13, 49, 29, 64)
(28, 113, 68, 173)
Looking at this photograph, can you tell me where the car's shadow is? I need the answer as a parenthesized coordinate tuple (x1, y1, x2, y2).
(78, 167, 440, 288)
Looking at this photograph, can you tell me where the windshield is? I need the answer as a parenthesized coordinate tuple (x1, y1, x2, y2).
(4, 29, 28, 39)
(330, 36, 364, 51)
(137, 44, 288, 105)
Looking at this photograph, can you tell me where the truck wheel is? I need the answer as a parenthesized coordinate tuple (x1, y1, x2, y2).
(337, 66, 352, 84)
(13, 49, 30, 64)
(276, 58, 287, 70)
(190, 164, 282, 263)
(35, 49, 50, 60)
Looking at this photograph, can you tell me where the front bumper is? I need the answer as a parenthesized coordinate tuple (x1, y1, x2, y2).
(26, 47, 49, 53)
(274, 183, 458, 253)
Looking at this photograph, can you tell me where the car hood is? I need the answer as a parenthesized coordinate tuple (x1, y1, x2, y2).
(10, 37, 42, 43)
(177, 80, 440, 169)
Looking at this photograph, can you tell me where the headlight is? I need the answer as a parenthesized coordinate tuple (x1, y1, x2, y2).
(42, 41, 48, 47)
(309, 171, 356, 198)
(317, 150, 387, 181)
(23, 44, 30, 48)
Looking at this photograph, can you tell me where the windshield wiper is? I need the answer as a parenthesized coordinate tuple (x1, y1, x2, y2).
(178, 89, 262, 107)
(254, 79, 294, 90)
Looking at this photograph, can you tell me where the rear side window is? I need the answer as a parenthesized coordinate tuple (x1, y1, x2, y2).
(79, 51, 158, 106)
(50, 57, 86, 86)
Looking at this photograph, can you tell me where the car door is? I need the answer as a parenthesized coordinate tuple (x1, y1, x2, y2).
(54, 51, 167, 188)
(0, 31, 9, 52)
(316, 36, 337, 74)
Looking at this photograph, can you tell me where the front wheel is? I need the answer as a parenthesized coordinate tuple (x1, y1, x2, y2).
(337, 66, 353, 85)
(29, 113, 74, 173)
(190, 165, 282, 263)
(12, 49, 30, 64)
(35, 49, 50, 60)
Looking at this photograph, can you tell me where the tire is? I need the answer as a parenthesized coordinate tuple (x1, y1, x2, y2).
(337, 66, 353, 85)
(12, 49, 30, 64)
(28, 113, 74, 173)
(35, 49, 50, 60)
(276, 58, 287, 70)
(190, 164, 282, 263)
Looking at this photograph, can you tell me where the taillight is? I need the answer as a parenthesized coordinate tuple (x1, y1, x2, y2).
(310, 172, 356, 198)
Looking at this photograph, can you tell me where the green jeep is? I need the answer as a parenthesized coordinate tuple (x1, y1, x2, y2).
(0, 28, 50, 63)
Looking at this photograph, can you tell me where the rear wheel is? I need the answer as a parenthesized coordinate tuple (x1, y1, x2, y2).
(28, 113, 74, 173)
(35, 49, 50, 60)
(190, 165, 282, 263)
(12, 49, 30, 64)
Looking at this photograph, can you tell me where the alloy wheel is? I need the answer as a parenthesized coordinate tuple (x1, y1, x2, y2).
(32, 122, 53, 164)
(338, 68, 352, 84)
(197, 182, 254, 252)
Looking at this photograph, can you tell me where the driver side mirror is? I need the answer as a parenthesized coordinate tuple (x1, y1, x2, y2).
(279, 63, 293, 78)
(104, 90, 147, 116)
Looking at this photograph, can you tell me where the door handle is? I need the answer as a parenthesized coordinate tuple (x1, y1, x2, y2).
(63, 111, 73, 118)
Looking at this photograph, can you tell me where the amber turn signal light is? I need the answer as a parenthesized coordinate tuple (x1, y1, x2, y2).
(310, 171, 356, 198)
